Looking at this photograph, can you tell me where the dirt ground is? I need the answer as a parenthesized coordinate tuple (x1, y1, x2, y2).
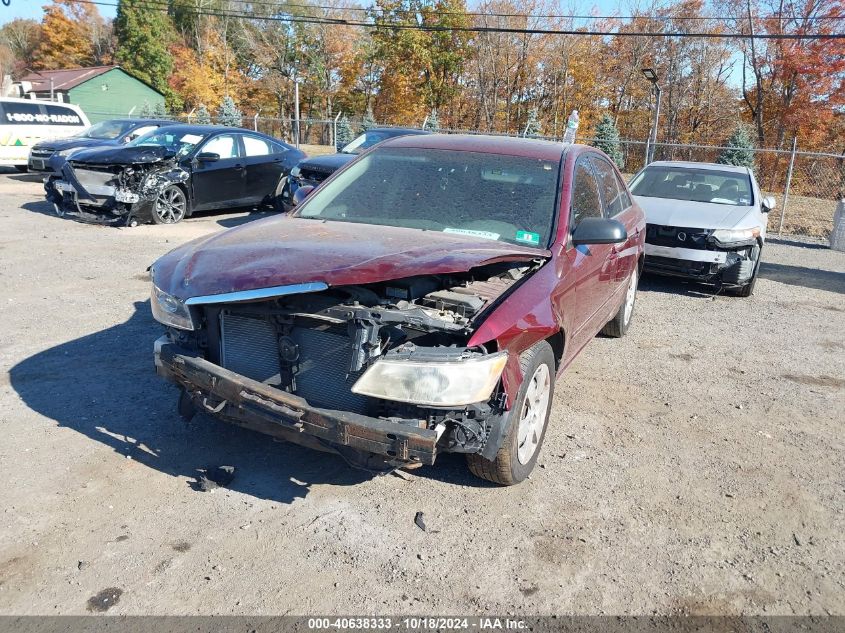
(0, 169, 843, 616)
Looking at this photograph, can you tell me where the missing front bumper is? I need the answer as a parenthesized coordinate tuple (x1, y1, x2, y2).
(45, 178, 150, 225)
(156, 342, 439, 465)
(644, 243, 756, 285)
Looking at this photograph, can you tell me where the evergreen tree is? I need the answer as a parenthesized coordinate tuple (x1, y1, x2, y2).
(195, 103, 211, 125)
(717, 125, 756, 169)
(114, 0, 173, 97)
(523, 107, 541, 137)
(152, 101, 167, 118)
(336, 114, 354, 150)
(361, 107, 376, 132)
(423, 109, 439, 132)
(216, 96, 243, 127)
(591, 113, 624, 169)
(138, 101, 152, 118)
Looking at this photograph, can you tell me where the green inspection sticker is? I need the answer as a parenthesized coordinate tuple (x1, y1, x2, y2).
(515, 230, 541, 245)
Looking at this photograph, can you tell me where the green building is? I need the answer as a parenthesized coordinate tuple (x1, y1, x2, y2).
(20, 65, 165, 123)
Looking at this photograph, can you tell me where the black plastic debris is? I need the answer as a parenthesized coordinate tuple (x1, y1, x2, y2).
(197, 466, 236, 491)
(414, 511, 426, 532)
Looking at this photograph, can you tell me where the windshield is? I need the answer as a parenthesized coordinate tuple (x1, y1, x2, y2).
(297, 147, 559, 248)
(341, 131, 399, 155)
(78, 120, 136, 140)
(129, 129, 206, 157)
(630, 165, 753, 206)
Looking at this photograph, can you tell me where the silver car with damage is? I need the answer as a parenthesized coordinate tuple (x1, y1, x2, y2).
(630, 161, 775, 296)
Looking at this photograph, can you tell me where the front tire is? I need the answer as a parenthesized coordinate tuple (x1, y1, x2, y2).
(602, 264, 639, 337)
(728, 244, 762, 297)
(152, 185, 188, 224)
(466, 341, 555, 485)
(14, 165, 28, 173)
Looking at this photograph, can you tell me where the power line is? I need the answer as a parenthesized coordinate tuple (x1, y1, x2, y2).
(72, 0, 845, 39)
(174, 0, 845, 23)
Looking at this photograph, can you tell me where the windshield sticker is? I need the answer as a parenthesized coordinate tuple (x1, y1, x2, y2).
(180, 134, 203, 143)
(515, 230, 541, 245)
(443, 228, 500, 240)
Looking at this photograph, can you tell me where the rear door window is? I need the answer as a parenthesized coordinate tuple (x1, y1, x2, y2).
(591, 157, 624, 217)
(242, 135, 271, 157)
(615, 172, 632, 210)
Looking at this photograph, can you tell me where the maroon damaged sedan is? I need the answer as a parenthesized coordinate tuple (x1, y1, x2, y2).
(151, 135, 645, 485)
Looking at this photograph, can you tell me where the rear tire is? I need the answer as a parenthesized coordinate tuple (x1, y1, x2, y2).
(466, 341, 555, 485)
(602, 265, 639, 338)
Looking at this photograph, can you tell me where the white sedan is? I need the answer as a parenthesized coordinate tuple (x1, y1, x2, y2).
(630, 160, 775, 296)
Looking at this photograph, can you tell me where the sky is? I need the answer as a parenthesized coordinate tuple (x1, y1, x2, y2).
(0, 0, 623, 26)
(1, 1, 116, 23)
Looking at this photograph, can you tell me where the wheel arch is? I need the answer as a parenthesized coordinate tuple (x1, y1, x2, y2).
(545, 329, 566, 372)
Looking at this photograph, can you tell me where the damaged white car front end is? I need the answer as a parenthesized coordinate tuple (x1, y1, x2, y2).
(631, 161, 774, 295)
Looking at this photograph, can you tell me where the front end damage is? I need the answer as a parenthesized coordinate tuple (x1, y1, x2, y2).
(45, 154, 188, 225)
(643, 224, 760, 288)
(153, 261, 540, 471)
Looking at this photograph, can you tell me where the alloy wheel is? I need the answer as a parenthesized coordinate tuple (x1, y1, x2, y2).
(155, 187, 187, 224)
(516, 363, 552, 465)
(623, 267, 638, 326)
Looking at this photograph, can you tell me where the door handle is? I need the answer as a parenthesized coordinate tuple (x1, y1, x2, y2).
(234, 164, 244, 171)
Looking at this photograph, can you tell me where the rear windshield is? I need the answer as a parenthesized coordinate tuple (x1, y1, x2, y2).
(0, 101, 84, 126)
(79, 120, 136, 140)
(341, 130, 402, 154)
(297, 147, 560, 248)
(630, 165, 753, 206)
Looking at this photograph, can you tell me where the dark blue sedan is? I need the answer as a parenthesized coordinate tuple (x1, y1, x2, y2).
(28, 118, 178, 172)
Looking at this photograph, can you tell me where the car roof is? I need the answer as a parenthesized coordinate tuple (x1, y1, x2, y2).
(98, 118, 177, 127)
(646, 160, 751, 175)
(367, 127, 431, 135)
(151, 124, 257, 135)
(381, 133, 568, 161)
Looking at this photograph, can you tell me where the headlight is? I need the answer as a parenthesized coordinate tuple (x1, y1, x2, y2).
(56, 148, 76, 158)
(150, 283, 195, 330)
(289, 166, 301, 178)
(710, 226, 761, 245)
(351, 353, 508, 406)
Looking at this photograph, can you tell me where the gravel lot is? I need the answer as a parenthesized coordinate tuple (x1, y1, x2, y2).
(0, 169, 843, 616)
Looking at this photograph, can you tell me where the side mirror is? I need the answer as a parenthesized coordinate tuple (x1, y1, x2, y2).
(292, 185, 315, 207)
(761, 196, 776, 212)
(196, 152, 220, 162)
(572, 217, 628, 246)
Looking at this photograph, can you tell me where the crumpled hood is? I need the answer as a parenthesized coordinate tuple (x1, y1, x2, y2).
(634, 195, 756, 229)
(67, 144, 176, 166)
(152, 217, 548, 301)
(297, 153, 355, 175)
(35, 137, 119, 152)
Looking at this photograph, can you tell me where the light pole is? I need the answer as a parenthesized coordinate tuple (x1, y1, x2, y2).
(642, 68, 661, 165)
(293, 79, 301, 150)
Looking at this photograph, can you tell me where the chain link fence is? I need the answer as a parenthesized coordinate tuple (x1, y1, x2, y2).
(91, 110, 845, 239)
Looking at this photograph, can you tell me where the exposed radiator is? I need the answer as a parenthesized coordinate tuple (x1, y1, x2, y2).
(220, 314, 281, 384)
(219, 313, 372, 415)
(289, 323, 371, 414)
